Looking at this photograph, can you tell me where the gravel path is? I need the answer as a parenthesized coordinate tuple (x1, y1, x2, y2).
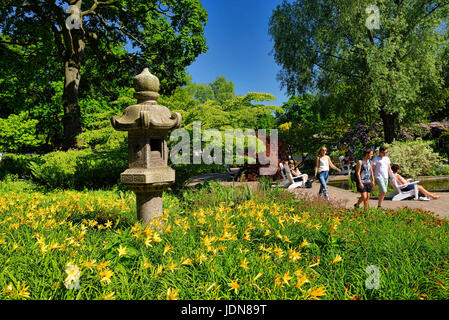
(289, 179, 449, 219)
(185, 172, 449, 219)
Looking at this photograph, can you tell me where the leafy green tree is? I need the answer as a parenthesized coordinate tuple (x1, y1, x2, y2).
(194, 83, 216, 103)
(209, 76, 236, 104)
(429, 45, 449, 121)
(269, 0, 449, 142)
(276, 94, 326, 154)
(1, 0, 208, 149)
(159, 76, 281, 130)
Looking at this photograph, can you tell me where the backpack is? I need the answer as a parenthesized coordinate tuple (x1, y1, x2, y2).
(305, 179, 313, 188)
(350, 160, 366, 183)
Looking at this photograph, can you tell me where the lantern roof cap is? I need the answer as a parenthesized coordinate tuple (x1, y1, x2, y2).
(111, 68, 182, 131)
(133, 68, 160, 101)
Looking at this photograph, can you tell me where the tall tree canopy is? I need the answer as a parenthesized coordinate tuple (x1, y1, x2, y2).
(0, 0, 208, 149)
(159, 76, 282, 130)
(269, 0, 449, 143)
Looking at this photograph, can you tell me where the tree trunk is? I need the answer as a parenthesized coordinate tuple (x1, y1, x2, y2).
(62, 57, 82, 150)
(61, 1, 84, 151)
(380, 109, 398, 144)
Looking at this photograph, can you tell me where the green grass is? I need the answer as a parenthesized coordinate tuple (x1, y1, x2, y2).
(0, 179, 448, 300)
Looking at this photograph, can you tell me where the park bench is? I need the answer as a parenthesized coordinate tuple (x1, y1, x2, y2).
(338, 155, 351, 175)
(387, 178, 419, 201)
(279, 163, 306, 189)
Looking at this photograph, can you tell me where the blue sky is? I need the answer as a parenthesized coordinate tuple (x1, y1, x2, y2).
(186, 0, 288, 107)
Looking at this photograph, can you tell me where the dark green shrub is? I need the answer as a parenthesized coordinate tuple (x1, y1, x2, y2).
(73, 148, 127, 190)
(0, 153, 44, 180)
(437, 130, 449, 159)
(29, 149, 90, 189)
(29, 148, 127, 190)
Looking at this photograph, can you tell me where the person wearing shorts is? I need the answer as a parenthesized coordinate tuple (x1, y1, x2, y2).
(372, 146, 393, 208)
(354, 148, 376, 209)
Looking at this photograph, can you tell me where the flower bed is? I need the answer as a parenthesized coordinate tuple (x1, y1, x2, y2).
(0, 181, 448, 300)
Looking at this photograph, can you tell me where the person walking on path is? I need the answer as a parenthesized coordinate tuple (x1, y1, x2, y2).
(354, 148, 376, 209)
(315, 146, 341, 200)
(372, 146, 394, 208)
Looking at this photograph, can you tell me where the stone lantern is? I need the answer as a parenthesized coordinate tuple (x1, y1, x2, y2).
(111, 68, 182, 224)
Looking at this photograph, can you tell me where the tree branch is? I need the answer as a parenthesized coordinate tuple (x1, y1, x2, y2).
(50, 23, 65, 58)
(403, 2, 449, 40)
(314, 61, 362, 79)
(313, 49, 357, 63)
(93, 12, 146, 48)
(155, 5, 173, 18)
(80, 0, 118, 17)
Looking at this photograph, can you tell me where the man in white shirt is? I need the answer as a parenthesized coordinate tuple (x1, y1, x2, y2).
(372, 146, 394, 208)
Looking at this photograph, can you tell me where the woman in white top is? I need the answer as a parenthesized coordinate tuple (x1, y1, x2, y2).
(314, 146, 341, 199)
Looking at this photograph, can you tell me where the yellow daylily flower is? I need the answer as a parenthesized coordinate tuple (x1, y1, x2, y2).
(307, 286, 326, 300)
(163, 244, 174, 255)
(117, 245, 128, 257)
(228, 279, 240, 295)
(153, 233, 162, 243)
(166, 288, 179, 300)
(239, 258, 249, 270)
(142, 258, 152, 270)
(17, 281, 30, 299)
(99, 268, 114, 285)
(300, 239, 310, 248)
(288, 249, 301, 261)
(296, 273, 309, 289)
(253, 272, 263, 282)
(330, 255, 342, 265)
(181, 258, 193, 266)
(281, 271, 293, 285)
(102, 291, 115, 300)
(166, 263, 178, 271)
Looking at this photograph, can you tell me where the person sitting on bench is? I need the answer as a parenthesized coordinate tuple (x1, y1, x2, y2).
(289, 160, 308, 183)
(281, 160, 289, 176)
(391, 164, 440, 200)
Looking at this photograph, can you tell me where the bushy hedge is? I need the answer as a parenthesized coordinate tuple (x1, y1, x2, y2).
(29, 148, 127, 190)
(76, 126, 127, 151)
(0, 112, 45, 152)
(385, 140, 443, 177)
(0, 153, 44, 180)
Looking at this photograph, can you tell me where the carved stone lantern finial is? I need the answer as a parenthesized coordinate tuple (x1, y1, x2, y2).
(111, 68, 182, 224)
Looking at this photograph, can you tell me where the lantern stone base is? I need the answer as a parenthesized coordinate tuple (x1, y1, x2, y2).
(120, 167, 175, 226)
(136, 191, 163, 225)
(120, 167, 175, 185)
